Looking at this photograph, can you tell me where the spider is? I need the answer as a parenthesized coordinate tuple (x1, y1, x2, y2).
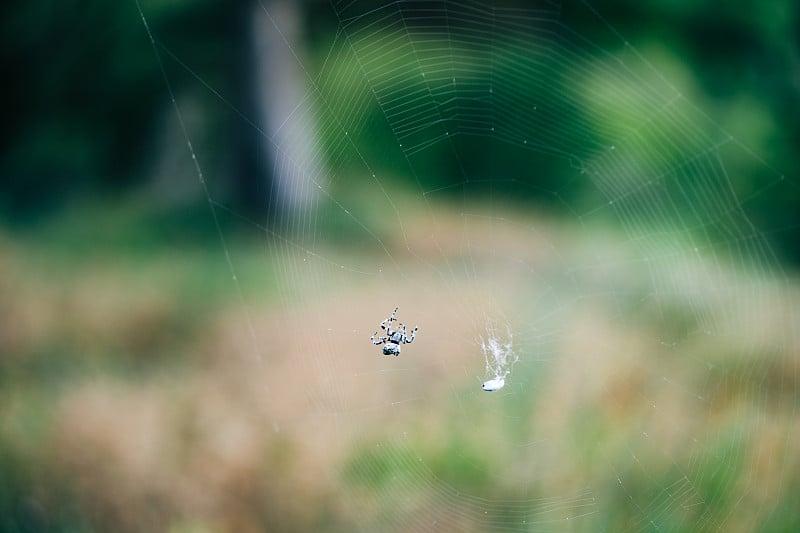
(371, 307, 418, 356)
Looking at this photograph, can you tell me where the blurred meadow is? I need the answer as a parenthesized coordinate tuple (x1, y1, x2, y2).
(2, 0, 800, 532)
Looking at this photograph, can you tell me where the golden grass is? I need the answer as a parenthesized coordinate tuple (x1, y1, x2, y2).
(1, 201, 798, 531)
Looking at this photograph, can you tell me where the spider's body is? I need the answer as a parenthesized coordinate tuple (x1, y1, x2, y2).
(371, 307, 418, 356)
(382, 343, 401, 357)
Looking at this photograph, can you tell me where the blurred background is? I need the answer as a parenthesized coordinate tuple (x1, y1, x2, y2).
(1, 0, 799, 531)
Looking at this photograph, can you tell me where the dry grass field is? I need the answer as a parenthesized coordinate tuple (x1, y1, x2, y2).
(1, 196, 798, 532)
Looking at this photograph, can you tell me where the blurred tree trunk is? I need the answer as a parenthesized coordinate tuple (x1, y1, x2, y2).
(236, 0, 322, 223)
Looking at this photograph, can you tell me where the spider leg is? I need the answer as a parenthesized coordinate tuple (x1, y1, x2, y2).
(403, 325, 418, 344)
(380, 307, 398, 331)
(370, 332, 388, 345)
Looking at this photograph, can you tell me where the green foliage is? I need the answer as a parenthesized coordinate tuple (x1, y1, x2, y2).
(0, 0, 237, 219)
(2, 0, 798, 259)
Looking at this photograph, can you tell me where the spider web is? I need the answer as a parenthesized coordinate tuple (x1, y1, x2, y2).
(138, 0, 799, 530)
